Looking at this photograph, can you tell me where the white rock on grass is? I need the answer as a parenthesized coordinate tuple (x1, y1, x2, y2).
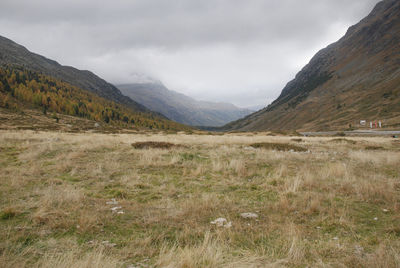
(106, 198, 118, 205)
(354, 245, 364, 256)
(111, 206, 122, 212)
(210, 218, 232, 228)
(101, 240, 116, 247)
(240, 212, 258, 219)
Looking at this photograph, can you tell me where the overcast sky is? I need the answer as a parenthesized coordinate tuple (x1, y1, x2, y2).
(0, 0, 380, 107)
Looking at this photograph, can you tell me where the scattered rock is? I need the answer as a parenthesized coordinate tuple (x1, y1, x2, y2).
(374, 217, 378, 221)
(128, 258, 150, 268)
(14, 226, 32, 230)
(383, 209, 389, 213)
(333, 237, 339, 240)
(102, 240, 116, 247)
(94, 123, 100, 128)
(110, 206, 125, 214)
(128, 263, 149, 268)
(111, 206, 122, 212)
(210, 218, 232, 228)
(106, 198, 118, 205)
(354, 245, 364, 256)
(240, 212, 258, 219)
(39, 229, 52, 236)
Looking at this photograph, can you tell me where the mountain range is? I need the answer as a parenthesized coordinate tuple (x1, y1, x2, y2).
(0, 36, 155, 114)
(1, 0, 399, 132)
(118, 83, 253, 127)
(0, 36, 189, 130)
(0, 35, 253, 128)
(224, 0, 400, 131)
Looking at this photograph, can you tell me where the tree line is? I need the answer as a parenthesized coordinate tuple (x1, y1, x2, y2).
(0, 66, 188, 130)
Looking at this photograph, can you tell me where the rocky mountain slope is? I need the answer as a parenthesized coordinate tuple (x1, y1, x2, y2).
(0, 36, 149, 113)
(224, 0, 400, 131)
(118, 83, 253, 126)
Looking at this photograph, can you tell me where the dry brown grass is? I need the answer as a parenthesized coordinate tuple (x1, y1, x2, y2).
(0, 130, 399, 267)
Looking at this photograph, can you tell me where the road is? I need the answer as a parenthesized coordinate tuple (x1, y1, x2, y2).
(300, 130, 400, 136)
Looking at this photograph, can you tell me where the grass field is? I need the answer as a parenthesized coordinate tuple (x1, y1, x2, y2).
(0, 130, 399, 267)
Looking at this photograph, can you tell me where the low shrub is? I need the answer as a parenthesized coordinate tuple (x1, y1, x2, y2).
(132, 141, 181, 149)
(250, 142, 307, 152)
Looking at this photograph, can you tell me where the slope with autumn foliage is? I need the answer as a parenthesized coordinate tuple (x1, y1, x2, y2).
(0, 66, 189, 131)
(0, 35, 148, 114)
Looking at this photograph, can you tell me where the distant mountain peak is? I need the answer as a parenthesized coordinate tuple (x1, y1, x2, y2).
(118, 83, 253, 127)
(128, 72, 162, 85)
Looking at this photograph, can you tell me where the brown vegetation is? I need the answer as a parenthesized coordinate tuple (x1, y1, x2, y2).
(250, 142, 308, 152)
(0, 130, 399, 267)
(131, 141, 181, 149)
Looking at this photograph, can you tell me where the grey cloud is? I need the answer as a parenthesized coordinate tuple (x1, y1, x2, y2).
(0, 0, 381, 106)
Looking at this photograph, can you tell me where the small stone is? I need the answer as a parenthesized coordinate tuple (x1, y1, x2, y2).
(374, 217, 378, 221)
(383, 209, 389, 213)
(333, 237, 339, 240)
(106, 198, 118, 205)
(117, 211, 125, 214)
(354, 245, 364, 256)
(316, 226, 321, 229)
(224, 221, 232, 228)
(102, 240, 116, 247)
(210, 218, 232, 228)
(240, 212, 258, 219)
(111, 206, 122, 212)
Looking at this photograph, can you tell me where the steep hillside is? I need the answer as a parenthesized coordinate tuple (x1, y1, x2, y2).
(225, 0, 400, 131)
(0, 36, 148, 113)
(118, 83, 253, 126)
(0, 66, 188, 131)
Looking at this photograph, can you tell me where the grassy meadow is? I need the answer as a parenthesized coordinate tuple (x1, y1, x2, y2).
(0, 130, 399, 267)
